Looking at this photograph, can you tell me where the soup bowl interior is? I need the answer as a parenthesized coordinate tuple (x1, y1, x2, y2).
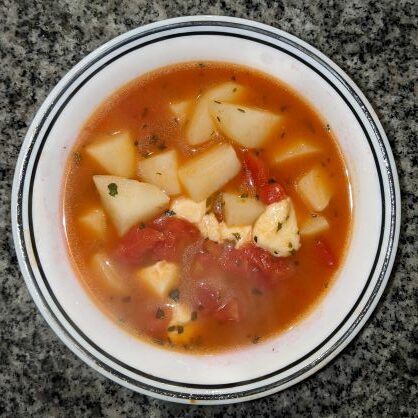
(13, 17, 398, 403)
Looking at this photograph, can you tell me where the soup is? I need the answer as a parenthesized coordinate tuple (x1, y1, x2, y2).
(63, 62, 352, 353)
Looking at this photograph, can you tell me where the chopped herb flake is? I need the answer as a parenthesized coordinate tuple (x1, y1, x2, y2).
(156, 172, 162, 175)
(206, 196, 212, 207)
(237, 108, 245, 113)
(216, 116, 221, 122)
(326, 124, 331, 131)
(254, 236, 258, 243)
(288, 242, 293, 249)
(232, 87, 237, 92)
(240, 193, 248, 198)
(139, 222, 146, 229)
(198, 62, 206, 68)
(169, 288, 180, 302)
(276, 222, 282, 232)
(149, 134, 159, 144)
(232, 232, 241, 241)
(252, 336, 261, 344)
(268, 178, 277, 184)
(165, 209, 176, 216)
(167, 325, 176, 332)
(153, 338, 164, 345)
(108, 183, 118, 196)
(290, 249, 296, 255)
(177, 325, 184, 334)
(156, 308, 165, 319)
(191, 311, 198, 321)
(214, 100, 221, 104)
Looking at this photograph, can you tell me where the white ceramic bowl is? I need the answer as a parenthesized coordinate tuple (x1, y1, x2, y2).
(11, 16, 400, 404)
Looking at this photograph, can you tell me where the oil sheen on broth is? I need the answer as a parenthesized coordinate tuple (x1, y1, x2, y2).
(63, 62, 352, 353)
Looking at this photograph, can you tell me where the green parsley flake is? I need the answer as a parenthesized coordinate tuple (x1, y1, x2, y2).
(232, 232, 241, 241)
(156, 308, 165, 319)
(276, 222, 282, 232)
(108, 183, 118, 196)
(237, 108, 245, 113)
(169, 288, 180, 302)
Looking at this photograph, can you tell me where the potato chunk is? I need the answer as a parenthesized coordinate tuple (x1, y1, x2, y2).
(186, 82, 246, 145)
(170, 197, 206, 224)
(300, 215, 330, 236)
(273, 140, 321, 164)
(93, 175, 169, 235)
(136, 260, 179, 298)
(178, 144, 241, 201)
(85, 132, 136, 177)
(91, 253, 127, 295)
(169, 100, 191, 123)
(169, 303, 192, 327)
(223, 193, 265, 226)
(78, 207, 106, 237)
(219, 223, 252, 248)
(138, 150, 181, 195)
(209, 102, 282, 148)
(253, 198, 301, 257)
(296, 165, 333, 212)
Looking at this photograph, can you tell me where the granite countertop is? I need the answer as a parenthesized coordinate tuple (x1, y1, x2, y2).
(1, 0, 416, 416)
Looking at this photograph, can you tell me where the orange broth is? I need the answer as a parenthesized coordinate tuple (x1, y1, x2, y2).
(63, 62, 352, 353)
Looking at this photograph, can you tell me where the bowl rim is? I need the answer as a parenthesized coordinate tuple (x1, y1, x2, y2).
(11, 15, 401, 404)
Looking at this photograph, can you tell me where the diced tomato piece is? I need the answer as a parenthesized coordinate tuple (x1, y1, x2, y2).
(238, 168, 257, 196)
(150, 216, 201, 262)
(203, 239, 224, 258)
(220, 244, 294, 289)
(242, 150, 287, 203)
(114, 226, 164, 264)
(151, 216, 200, 241)
(315, 239, 337, 268)
(195, 283, 222, 313)
(258, 182, 287, 204)
(214, 299, 240, 322)
(243, 151, 269, 188)
(243, 244, 294, 283)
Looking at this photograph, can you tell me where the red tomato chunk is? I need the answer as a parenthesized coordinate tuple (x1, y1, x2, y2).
(242, 150, 287, 204)
(315, 239, 337, 268)
(114, 217, 200, 265)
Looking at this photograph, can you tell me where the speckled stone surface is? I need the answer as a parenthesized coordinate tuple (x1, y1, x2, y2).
(0, 0, 417, 416)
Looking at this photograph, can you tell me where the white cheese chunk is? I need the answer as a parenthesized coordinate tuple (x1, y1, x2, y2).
(170, 197, 206, 224)
(219, 223, 252, 249)
(198, 213, 222, 243)
(252, 198, 301, 257)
